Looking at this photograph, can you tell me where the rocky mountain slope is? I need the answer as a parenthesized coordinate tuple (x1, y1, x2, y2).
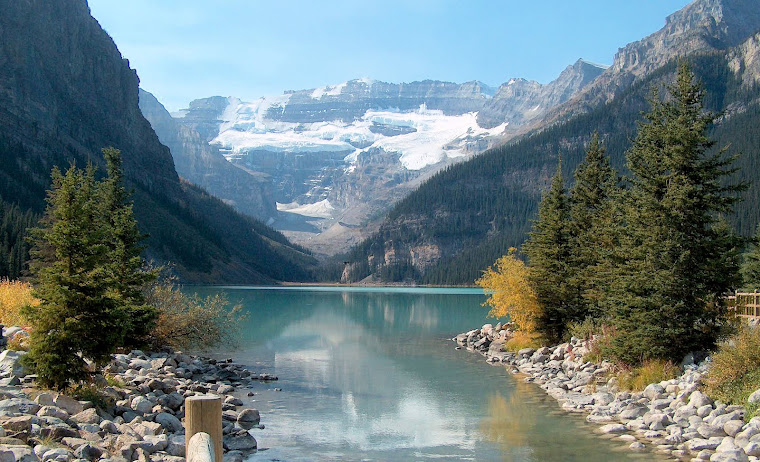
(336, 0, 760, 285)
(536, 0, 760, 126)
(138, 90, 276, 220)
(167, 64, 605, 256)
(0, 0, 315, 282)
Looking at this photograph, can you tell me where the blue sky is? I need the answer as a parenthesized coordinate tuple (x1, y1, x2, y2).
(88, 0, 692, 111)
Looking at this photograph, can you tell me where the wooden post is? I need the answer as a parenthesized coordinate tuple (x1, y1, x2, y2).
(187, 432, 215, 462)
(185, 395, 222, 462)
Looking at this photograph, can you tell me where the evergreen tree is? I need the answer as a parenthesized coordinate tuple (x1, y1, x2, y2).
(25, 164, 127, 389)
(741, 225, 760, 290)
(604, 61, 743, 364)
(100, 148, 157, 347)
(567, 133, 619, 322)
(523, 160, 572, 343)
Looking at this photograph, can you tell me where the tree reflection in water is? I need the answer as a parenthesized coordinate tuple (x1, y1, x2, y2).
(480, 380, 537, 460)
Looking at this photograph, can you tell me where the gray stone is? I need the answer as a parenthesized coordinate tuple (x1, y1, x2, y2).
(725, 420, 746, 437)
(129, 359, 153, 370)
(643, 383, 665, 400)
(142, 434, 168, 452)
(0, 398, 39, 415)
(710, 449, 749, 462)
(70, 409, 99, 425)
(517, 348, 535, 357)
(131, 397, 154, 415)
(629, 442, 646, 451)
(0, 350, 26, 378)
(156, 393, 183, 411)
(748, 389, 760, 405)
(33, 394, 55, 407)
(165, 435, 185, 457)
(37, 406, 69, 421)
(744, 441, 760, 457)
(599, 423, 627, 434)
(620, 406, 647, 420)
(223, 432, 257, 451)
(73, 444, 102, 462)
(99, 420, 119, 434)
(3, 445, 39, 462)
(236, 409, 260, 427)
(0, 415, 32, 433)
(154, 413, 182, 434)
(41, 448, 70, 462)
(699, 404, 715, 418)
(53, 395, 84, 416)
(687, 438, 722, 451)
(690, 391, 714, 409)
(700, 424, 728, 439)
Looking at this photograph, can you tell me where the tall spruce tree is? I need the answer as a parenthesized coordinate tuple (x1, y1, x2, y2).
(25, 164, 128, 388)
(604, 61, 743, 364)
(101, 148, 157, 347)
(567, 133, 619, 322)
(523, 159, 573, 342)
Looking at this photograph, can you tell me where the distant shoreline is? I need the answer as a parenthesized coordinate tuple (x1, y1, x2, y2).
(185, 281, 479, 289)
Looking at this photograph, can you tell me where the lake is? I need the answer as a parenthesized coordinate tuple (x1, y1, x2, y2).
(191, 286, 656, 461)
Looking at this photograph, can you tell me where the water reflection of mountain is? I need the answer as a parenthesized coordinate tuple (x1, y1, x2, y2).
(194, 287, 654, 461)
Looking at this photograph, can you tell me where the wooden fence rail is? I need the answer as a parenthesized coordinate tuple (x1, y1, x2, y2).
(727, 291, 760, 319)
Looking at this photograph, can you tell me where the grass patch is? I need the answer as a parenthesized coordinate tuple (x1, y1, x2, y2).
(505, 331, 542, 352)
(705, 326, 760, 418)
(618, 360, 679, 391)
(68, 383, 114, 410)
(0, 279, 37, 327)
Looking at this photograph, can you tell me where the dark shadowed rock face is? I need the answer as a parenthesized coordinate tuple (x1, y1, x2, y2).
(138, 90, 277, 221)
(0, 0, 314, 282)
(0, 0, 180, 197)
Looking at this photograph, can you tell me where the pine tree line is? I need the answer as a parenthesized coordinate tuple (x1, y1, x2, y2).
(519, 62, 744, 363)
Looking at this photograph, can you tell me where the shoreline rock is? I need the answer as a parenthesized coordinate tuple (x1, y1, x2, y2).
(0, 327, 277, 462)
(455, 324, 759, 462)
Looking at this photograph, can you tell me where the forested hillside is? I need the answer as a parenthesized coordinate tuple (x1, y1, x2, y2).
(336, 51, 760, 285)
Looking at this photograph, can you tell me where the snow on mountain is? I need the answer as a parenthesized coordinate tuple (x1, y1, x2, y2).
(212, 97, 506, 170)
(278, 199, 335, 219)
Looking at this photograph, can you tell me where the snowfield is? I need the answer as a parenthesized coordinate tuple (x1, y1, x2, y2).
(211, 93, 507, 171)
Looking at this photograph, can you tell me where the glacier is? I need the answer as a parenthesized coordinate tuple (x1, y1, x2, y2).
(212, 93, 507, 171)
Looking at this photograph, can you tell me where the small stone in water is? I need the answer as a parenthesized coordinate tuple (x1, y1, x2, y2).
(274, 388, 282, 392)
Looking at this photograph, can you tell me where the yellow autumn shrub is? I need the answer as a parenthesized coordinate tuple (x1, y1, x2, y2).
(0, 279, 37, 327)
(476, 249, 542, 334)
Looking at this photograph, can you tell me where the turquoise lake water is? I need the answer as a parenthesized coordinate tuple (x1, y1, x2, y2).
(190, 286, 658, 461)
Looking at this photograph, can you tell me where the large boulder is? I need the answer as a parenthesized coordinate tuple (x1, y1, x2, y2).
(236, 409, 260, 428)
(53, 395, 84, 415)
(70, 408, 100, 425)
(223, 432, 257, 451)
(0, 350, 25, 378)
(154, 413, 182, 433)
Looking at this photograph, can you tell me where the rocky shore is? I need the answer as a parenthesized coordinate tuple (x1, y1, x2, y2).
(0, 327, 275, 462)
(455, 323, 760, 462)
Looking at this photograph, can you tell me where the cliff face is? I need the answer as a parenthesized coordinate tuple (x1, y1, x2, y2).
(138, 90, 277, 221)
(0, 0, 180, 197)
(0, 0, 314, 282)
